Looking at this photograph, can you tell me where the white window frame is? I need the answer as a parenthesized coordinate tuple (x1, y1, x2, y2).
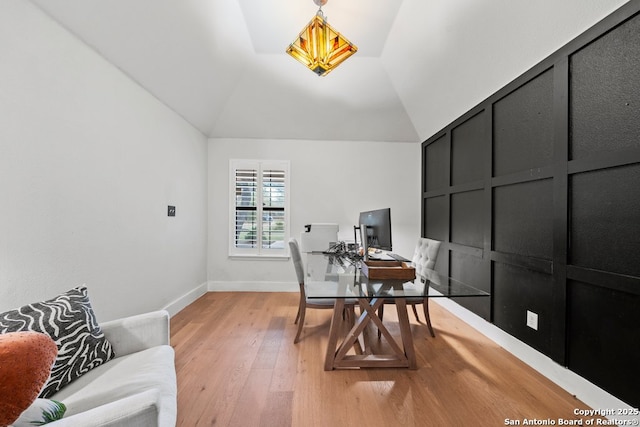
(229, 159, 290, 258)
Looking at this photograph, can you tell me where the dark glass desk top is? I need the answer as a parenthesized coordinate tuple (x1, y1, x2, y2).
(305, 252, 490, 299)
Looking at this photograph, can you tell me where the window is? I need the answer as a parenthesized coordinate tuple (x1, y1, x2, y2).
(229, 159, 290, 257)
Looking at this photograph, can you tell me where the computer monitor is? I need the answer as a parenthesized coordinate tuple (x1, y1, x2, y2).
(358, 208, 392, 251)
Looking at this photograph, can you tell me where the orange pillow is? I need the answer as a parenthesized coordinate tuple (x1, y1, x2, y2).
(0, 331, 58, 426)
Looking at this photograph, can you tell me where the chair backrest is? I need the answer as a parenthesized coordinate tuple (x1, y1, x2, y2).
(288, 238, 305, 285)
(411, 238, 441, 280)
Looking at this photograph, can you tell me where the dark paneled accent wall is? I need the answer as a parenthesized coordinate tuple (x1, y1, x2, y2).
(421, 2, 640, 407)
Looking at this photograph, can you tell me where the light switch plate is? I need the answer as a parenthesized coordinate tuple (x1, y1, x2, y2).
(526, 310, 538, 330)
(168, 206, 176, 217)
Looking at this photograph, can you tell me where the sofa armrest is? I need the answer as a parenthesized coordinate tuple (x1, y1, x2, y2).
(101, 310, 170, 358)
(48, 390, 161, 427)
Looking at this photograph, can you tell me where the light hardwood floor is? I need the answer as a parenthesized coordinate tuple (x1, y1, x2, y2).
(171, 292, 600, 427)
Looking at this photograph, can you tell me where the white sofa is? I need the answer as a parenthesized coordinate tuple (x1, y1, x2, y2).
(48, 310, 177, 427)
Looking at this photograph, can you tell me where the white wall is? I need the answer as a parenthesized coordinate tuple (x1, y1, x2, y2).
(0, 1, 208, 320)
(208, 138, 420, 289)
(384, 0, 631, 141)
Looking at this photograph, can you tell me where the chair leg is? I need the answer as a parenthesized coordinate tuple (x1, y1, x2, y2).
(412, 305, 420, 323)
(348, 306, 356, 322)
(294, 305, 306, 344)
(423, 300, 435, 337)
(345, 306, 356, 331)
(294, 297, 303, 325)
(377, 304, 384, 339)
(293, 298, 307, 344)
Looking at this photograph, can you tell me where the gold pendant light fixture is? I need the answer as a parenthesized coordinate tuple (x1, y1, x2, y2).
(286, 0, 358, 76)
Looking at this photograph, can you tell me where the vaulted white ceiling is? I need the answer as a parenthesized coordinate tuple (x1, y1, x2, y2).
(28, 0, 629, 143)
(30, 0, 420, 142)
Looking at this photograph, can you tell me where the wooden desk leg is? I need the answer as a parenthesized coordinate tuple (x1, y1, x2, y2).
(324, 298, 345, 371)
(395, 297, 417, 369)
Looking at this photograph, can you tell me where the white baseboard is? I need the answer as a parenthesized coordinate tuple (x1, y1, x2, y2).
(207, 280, 298, 292)
(432, 297, 635, 417)
(162, 282, 208, 317)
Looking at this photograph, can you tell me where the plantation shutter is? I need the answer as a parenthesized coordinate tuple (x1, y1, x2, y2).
(230, 160, 290, 257)
(234, 166, 258, 249)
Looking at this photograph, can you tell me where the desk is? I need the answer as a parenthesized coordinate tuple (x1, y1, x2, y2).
(305, 252, 489, 371)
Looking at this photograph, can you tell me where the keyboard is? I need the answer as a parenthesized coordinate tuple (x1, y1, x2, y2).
(386, 253, 411, 262)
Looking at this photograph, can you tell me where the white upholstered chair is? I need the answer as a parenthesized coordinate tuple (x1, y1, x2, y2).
(377, 237, 442, 337)
(288, 238, 356, 344)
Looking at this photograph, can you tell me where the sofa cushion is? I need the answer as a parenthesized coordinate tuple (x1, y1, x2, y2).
(11, 398, 66, 426)
(51, 345, 177, 426)
(0, 331, 58, 425)
(0, 286, 115, 398)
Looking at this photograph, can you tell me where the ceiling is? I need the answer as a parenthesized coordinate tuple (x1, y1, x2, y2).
(30, 0, 423, 143)
(25, 1, 630, 144)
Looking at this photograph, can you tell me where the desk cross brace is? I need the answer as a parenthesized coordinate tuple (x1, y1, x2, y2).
(324, 297, 417, 370)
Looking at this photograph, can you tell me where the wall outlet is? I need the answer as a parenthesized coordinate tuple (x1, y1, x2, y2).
(168, 206, 176, 217)
(526, 310, 538, 330)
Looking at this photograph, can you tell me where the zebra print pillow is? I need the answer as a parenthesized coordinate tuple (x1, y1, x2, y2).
(0, 286, 115, 398)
